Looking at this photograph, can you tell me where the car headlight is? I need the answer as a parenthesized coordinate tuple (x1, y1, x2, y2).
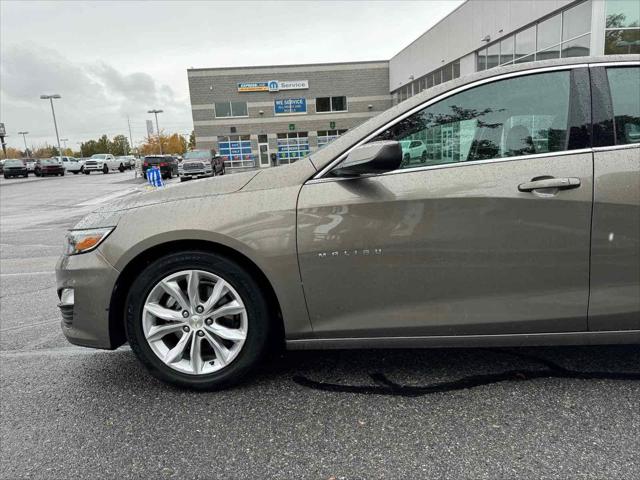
(64, 227, 114, 255)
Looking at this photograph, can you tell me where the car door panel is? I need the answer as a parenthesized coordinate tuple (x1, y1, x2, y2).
(297, 152, 593, 338)
(589, 147, 640, 330)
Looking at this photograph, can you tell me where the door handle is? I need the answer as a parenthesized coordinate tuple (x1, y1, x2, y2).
(518, 177, 581, 192)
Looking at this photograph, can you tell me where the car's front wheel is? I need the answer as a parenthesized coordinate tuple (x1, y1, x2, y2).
(126, 251, 270, 390)
(103, 165, 109, 174)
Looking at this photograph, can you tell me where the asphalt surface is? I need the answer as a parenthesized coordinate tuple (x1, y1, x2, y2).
(1, 171, 639, 479)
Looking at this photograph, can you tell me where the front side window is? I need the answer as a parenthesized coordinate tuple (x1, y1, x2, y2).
(607, 67, 640, 145)
(371, 71, 575, 168)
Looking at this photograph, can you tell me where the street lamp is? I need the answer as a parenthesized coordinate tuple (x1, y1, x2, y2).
(18, 131, 29, 156)
(147, 109, 163, 154)
(40, 94, 63, 158)
(60, 138, 69, 152)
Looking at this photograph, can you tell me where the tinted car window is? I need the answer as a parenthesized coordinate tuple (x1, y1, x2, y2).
(4, 160, 24, 166)
(607, 67, 640, 145)
(372, 71, 572, 168)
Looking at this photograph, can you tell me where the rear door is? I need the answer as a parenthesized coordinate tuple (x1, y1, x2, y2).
(589, 63, 640, 331)
(297, 66, 594, 338)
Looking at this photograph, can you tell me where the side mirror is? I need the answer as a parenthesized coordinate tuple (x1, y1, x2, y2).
(332, 140, 403, 177)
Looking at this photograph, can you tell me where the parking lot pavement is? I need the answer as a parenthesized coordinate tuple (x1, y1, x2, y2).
(1, 174, 639, 479)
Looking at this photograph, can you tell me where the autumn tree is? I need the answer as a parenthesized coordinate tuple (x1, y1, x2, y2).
(139, 132, 187, 155)
(0, 147, 23, 159)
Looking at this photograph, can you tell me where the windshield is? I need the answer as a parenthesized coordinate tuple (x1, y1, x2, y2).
(41, 159, 57, 165)
(91, 154, 107, 159)
(183, 151, 211, 160)
(4, 160, 24, 166)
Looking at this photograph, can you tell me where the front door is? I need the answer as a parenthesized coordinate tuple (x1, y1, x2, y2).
(297, 67, 594, 338)
(258, 143, 270, 168)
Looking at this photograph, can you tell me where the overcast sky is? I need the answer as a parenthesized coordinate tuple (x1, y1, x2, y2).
(0, 0, 462, 151)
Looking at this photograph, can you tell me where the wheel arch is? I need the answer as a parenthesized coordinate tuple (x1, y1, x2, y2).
(108, 239, 285, 350)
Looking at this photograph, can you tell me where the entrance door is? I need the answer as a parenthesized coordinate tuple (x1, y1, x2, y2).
(258, 143, 270, 168)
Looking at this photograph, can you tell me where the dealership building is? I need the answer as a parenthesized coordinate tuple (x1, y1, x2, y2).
(188, 0, 639, 169)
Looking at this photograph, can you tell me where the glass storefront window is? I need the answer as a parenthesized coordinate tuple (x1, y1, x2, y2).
(562, 34, 591, 57)
(214, 101, 247, 118)
(276, 132, 309, 164)
(486, 43, 500, 69)
(606, 0, 640, 27)
(214, 101, 231, 117)
(605, 0, 640, 54)
(218, 135, 253, 168)
(562, 0, 592, 40)
(317, 129, 348, 149)
(537, 13, 562, 51)
(515, 25, 536, 60)
(500, 36, 514, 64)
(536, 45, 561, 61)
(477, 47, 487, 70)
(316, 96, 347, 112)
(605, 28, 640, 54)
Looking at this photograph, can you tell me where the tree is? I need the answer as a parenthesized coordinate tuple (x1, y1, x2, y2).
(110, 135, 130, 156)
(0, 147, 23, 159)
(189, 130, 196, 149)
(138, 132, 187, 155)
(95, 135, 110, 154)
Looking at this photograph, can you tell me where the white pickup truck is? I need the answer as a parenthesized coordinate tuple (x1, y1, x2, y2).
(83, 153, 126, 174)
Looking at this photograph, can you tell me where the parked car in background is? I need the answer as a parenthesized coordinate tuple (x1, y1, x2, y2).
(178, 156, 213, 181)
(0, 159, 5, 175)
(2, 159, 28, 178)
(53, 156, 83, 174)
(116, 155, 136, 170)
(24, 159, 36, 172)
(399, 139, 428, 164)
(83, 154, 124, 174)
(183, 149, 225, 176)
(142, 155, 179, 180)
(35, 158, 64, 176)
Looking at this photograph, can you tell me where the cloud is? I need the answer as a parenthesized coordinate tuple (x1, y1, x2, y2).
(0, 43, 191, 148)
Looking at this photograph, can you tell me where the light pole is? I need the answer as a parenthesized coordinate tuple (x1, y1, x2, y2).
(18, 131, 29, 156)
(60, 138, 69, 152)
(40, 94, 63, 158)
(147, 109, 163, 154)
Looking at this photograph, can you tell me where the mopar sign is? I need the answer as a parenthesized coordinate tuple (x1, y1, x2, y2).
(239, 80, 309, 92)
(274, 98, 307, 114)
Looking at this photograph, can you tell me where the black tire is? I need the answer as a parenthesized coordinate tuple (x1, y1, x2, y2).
(103, 164, 109, 174)
(84, 170, 90, 175)
(73, 171, 79, 175)
(24, 173, 28, 178)
(126, 251, 271, 390)
(3, 175, 8, 179)
(61, 171, 65, 176)
(118, 163, 125, 173)
(167, 170, 172, 179)
(403, 153, 411, 165)
(421, 151, 427, 162)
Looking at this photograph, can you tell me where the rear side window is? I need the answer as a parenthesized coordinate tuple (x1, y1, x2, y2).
(607, 67, 640, 145)
(372, 70, 580, 168)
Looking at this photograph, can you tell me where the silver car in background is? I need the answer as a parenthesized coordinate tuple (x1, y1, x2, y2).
(56, 56, 640, 390)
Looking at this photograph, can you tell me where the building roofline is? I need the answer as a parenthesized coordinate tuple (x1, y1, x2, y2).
(187, 59, 389, 72)
(390, 0, 468, 60)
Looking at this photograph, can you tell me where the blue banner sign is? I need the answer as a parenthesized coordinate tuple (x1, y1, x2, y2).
(274, 98, 307, 114)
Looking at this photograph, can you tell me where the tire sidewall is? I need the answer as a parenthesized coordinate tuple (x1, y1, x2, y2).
(125, 251, 270, 390)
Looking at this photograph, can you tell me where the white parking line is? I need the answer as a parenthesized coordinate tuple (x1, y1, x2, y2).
(0, 271, 53, 277)
(76, 187, 137, 206)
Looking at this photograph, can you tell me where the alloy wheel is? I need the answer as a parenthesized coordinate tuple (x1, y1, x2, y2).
(142, 269, 248, 375)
